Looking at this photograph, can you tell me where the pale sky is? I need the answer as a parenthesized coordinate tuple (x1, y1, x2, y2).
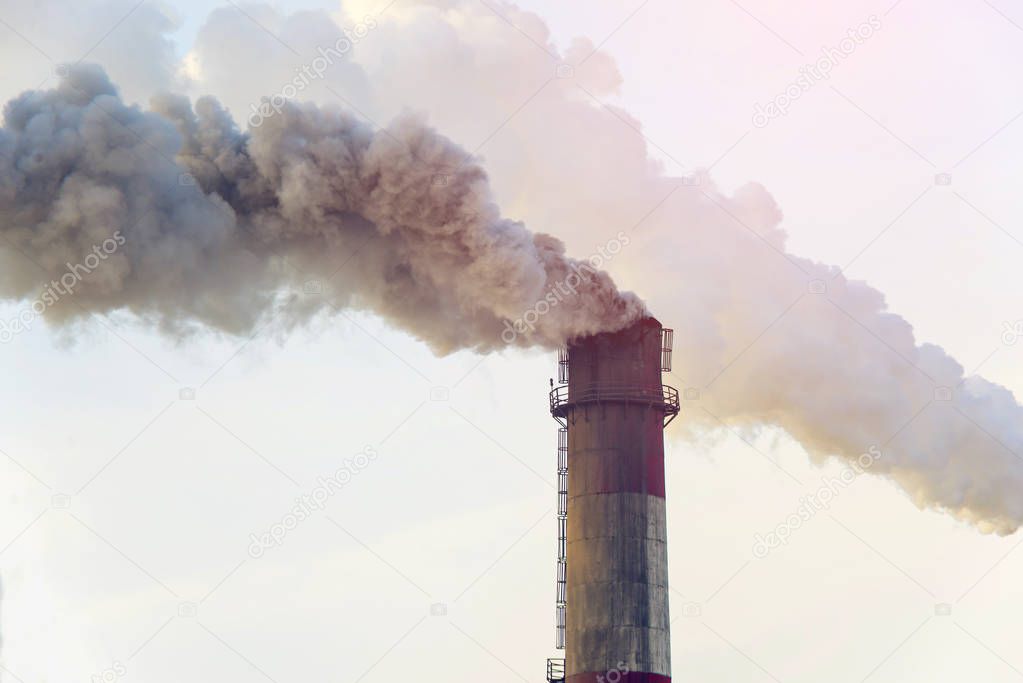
(1, 1, 1022, 681)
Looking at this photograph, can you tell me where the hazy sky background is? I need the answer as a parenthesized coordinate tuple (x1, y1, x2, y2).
(1, 0, 1022, 681)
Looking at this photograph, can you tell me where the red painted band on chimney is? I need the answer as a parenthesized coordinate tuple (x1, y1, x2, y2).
(567, 672, 671, 683)
(569, 436, 666, 498)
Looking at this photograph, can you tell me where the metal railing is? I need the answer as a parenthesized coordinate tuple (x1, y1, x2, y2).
(661, 328, 674, 372)
(547, 658, 566, 682)
(549, 383, 681, 426)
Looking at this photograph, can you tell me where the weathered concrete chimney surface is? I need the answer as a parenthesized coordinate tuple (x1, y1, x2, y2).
(551, 317, 678, 683)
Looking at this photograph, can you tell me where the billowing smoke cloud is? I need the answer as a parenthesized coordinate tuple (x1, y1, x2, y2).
(0, 65, 644, 353)
(2, 0, 1022, 540)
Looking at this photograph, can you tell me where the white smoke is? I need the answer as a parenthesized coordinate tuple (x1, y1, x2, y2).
(625, 179, 1023, 534)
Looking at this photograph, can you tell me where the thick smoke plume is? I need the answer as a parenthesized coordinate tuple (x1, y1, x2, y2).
(0, 65, 643, 353)
(2, 62, 1023, 537)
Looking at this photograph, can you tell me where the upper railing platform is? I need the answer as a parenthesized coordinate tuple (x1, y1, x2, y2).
(549, 383, 680, 427)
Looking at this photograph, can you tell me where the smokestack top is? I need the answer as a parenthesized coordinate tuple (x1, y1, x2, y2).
(568, 315, 662, 349)
(566, 316, 665, 390)
(552, 315, 678, 428)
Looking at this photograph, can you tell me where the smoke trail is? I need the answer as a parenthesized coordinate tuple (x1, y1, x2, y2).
(3, 64, 1023, 536)
(0, 64, 644, 353)
(625, 178, 1023, 535)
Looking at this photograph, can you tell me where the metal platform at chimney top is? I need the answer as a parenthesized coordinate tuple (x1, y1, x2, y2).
(549, 383, 681, 427)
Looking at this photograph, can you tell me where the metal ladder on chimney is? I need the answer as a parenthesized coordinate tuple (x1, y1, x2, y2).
(555, 426, 568, 651)
(554, 346, 569, 654)
(547, 351, 569, 683)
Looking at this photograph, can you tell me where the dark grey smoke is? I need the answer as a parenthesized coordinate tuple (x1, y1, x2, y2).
(0, 64, 644, 352)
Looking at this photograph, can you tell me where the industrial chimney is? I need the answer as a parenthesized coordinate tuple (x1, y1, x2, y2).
(547, 317, 679, 683)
